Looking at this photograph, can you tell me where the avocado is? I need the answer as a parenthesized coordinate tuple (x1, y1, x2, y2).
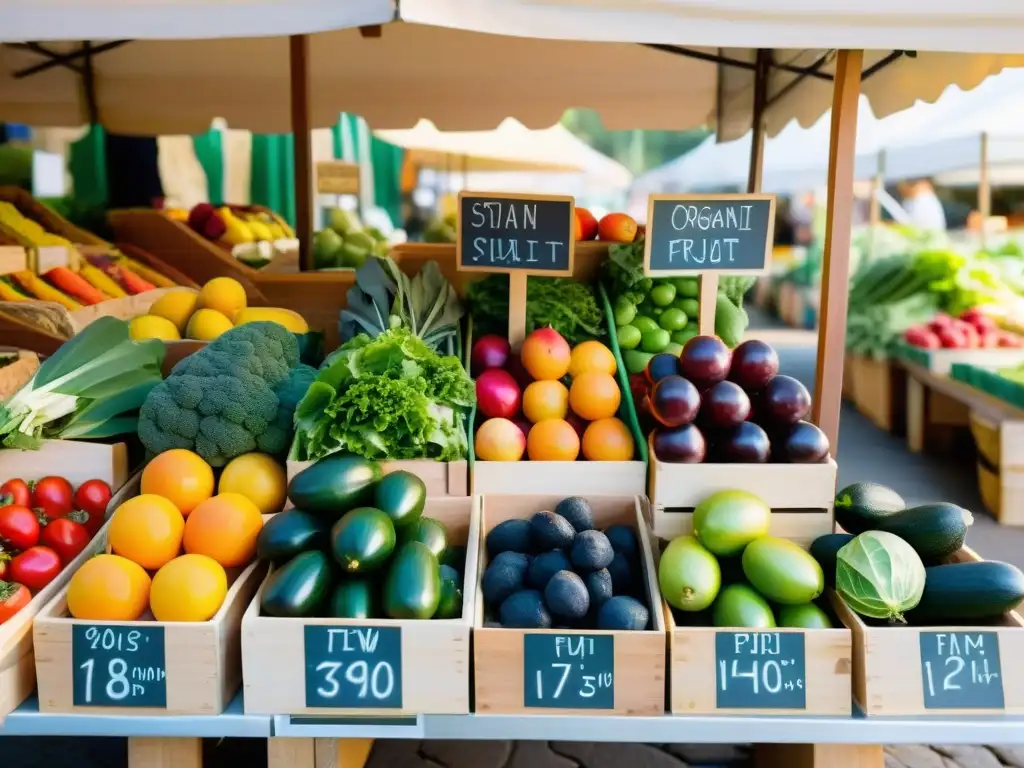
(382, 542, 441, 619)
(778, 603, 833, 629)
(545, 571, 590, 620)
(527, 549, 572, 590)
(608, 551, 636, 595)
(330, 507, 396, 573)
(530, 511, 576, 551)
(875, 503, 973, 563)
(554, 497, 595, 532)
(659, 535, 721, 612)
(399, 517, 448, 559)
(482, 551, 530, 605)
(570, 530, 614, 573)
(833, 482, 905, 534)
(597, 595, 649, 631)
(499, 590, 552, 629)
(440, 545, 467, 573)
(713, 584, 776, 628)
(692, 490, 771, 557)
(261, 551, 333, 617)
(288, 454, 382, 518)
(742, 537, 824, 605)
(486, 519, 533, 557)
(810, 533, 854, 588)
(435, 564, 464, 619)
(604, 525, 639, 559)
(907, 560, 1024, 624)
(585, 568, 613, 608)
(373, 470, 426, 529)
(345, 230, 377, 253)
(256, 508, 328, 563)
(329, 578, 378, 619)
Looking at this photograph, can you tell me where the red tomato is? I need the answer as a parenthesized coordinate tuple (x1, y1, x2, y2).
(0, 505, 40, 551)
(0, 555, 8, 581)
(9, 546, 62, 590)
(31, 477, 74, 519)
(0, 479, 31, 508)
(40, 519, 90, 564)
(73, 479, 112, 534)
(0, 581, 30, 624)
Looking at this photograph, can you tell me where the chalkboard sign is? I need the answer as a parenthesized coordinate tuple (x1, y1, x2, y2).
(457, 192, 575, 276)
(644, 194, 775, 276)
(523, 633, 614, 709)
(72, 624, 167, 707)
(715, 631, 806, 709)
(304, 625, 403, 709)
(920, 631, 1004, 709)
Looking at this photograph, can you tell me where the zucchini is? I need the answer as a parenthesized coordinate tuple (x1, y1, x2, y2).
(261, 550, 334, 617)
(287, 454, 382, 519)
(329, 578, 379, 619)
(833, 482, 905, 535)
(907, 561, 1024, 624)
(876, 502, 972, 564)
(399, 517, 448, 559)
(810, 533, 854, 588)
(383, 542, 441, 619)
(256, 509, 329, 563)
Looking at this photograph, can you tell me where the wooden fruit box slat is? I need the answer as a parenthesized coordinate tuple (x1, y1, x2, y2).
(647, 435, 837, 544)
(832, 547, 1024, 716)
(471, 460, 646, 496)
(31, 474, 268, 716)
(893, 343, 1024, 376)
(849, 354, 906, 434)
(0, 438, 129, 491)
(473, 494, 665, 716)
(242, 495, 480, 715)
(285, 459, 469, 502)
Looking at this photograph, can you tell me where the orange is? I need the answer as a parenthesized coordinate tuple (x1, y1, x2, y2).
(475, 418, 526, 461)
(141, 449, 214, 516)
(598, 212, 638, 243)
(218, 453, 287, 514)
(568, 340, 617, 378)
(569, 372, 622, 421)
(520, 327, 571, 381)
(527, 418, 580, 461)
(150, 554, 228, 622)
(66, 554, 151, 621)
(109, 494, 185, 570)
(522, 380, 569, 423)
(576, 208, 599, 241)
(184, 493, 263, 567)
(582, 418, 636, 461)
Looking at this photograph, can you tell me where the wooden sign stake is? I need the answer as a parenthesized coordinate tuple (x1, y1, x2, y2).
(508, 272, 528, 350)
(698, 274, 718, 336)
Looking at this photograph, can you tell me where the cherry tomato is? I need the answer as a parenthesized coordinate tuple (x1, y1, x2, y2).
(40, 519, 90, 564)
(31, 477, 73, 519)
(73, 479, 112, 535)
(0, 505, 41, 551)
(0, 479, 31, 508)
(0, 581, 30, 624)
(10, 546, 62, 590)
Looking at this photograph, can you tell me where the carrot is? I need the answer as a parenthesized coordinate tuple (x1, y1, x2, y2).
(79, 264, 128, 298)
(44, 267, 108, 305)
(111, 265, 155, 295)
(116, 257, 176, 288)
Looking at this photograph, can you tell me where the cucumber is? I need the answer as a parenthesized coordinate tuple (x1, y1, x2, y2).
(875, 503, 973, 564)
(810, 533, 854, 588)
(256, 509, 329, 563)
(287, 454, 382, 519)
(261, 551, 334, 617)
(907, 561, 1024, 624)
(833, 482, 905, 535)
(373, 470, 426, 529)
(383, 542, 441, 619)
(330, 507, 396, 573)
(399, 517, 448, 559)
(329, 578, 378, 619)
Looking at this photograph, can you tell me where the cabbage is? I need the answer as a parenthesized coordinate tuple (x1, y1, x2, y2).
(837, 531, 925, 623)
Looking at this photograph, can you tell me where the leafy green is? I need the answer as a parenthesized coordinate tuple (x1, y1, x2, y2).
(292, 329, 474, 463)
(0, 317, 165, 449)
(340, 257, 463, 354)
(837, 531, 925, 623)
(601, 241, 651, 306)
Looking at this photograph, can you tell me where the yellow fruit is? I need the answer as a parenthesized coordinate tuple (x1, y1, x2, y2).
(141, 448, 215, 515)
(108, 494, 185, 570)
(66, 554, 151, 621)
(527, 419, 580, 461)
(233, 307, 309, 334)
(129, 315, 180, 341)
(582, 418, 635, 461)
(149, 289, 199, 333)
(149, 554, 228, 622)
(187, 308, 233, 341)
(522, 380, 569, 423)
(198, 276, 247, 318)
(568, 340, 617, 377)
(569, 372, 622, 421)
(218, 453, 287, 514)
(474, 418, 526, 461)
(184, 493, 264, 567)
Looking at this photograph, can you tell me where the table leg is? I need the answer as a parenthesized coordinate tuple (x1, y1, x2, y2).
(268, 738, 374, 768)
(754, 743, 883, 768)
(906, 376, 925, 453)
(127, 737, 202, 768)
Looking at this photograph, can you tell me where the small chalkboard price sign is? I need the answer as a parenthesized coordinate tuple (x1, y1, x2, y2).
(457, 191, 576, 346)
(715, 631, 806, 709)
(523, 633, 614, 709)
(919, 631, 1005, 709)
(304, 625, 403, 709)
(72, 624, 167, 707)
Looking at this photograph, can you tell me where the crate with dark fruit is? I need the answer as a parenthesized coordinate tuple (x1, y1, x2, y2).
(896, 310, 1024, 375)
(473, 495, 665, 716)
(644, 337, 837, 541)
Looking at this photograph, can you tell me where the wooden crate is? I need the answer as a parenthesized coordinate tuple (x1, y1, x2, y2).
(833, 547, 1024, 716)
(648, 436, 837, 543)
(894, 343, 1024, 376)
(0, 439, 129, 491)
(285, 459, 468, 504)
(842, 352, 858, 402)
(969, 412, 1024, 525)
(242, 495, 480, 715)
(473, 494, 665, 716)
(471, 460, 646, 496)
(849, 354, 906, 433)
(32, 473, 266, 715)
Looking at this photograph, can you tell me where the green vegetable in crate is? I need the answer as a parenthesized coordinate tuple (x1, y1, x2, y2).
(906, 560, 1024, 624)
(256, 509, 330, 563)
(138, 322, 314, 466)
(287, 453, 382, 518)
(833, 482, 905, 535)
(741, 537, 824, 605)
(809, 533, 854, 588)
(874, 503, 973, 564)
(836, 531, 925, 622)
(260, 550, 334, 617)
(383, 541, 442, 619)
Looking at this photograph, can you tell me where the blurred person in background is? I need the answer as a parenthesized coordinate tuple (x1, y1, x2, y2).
(898, 178, 947, 231)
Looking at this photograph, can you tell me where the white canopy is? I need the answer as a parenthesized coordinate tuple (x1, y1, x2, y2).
(4, 1, 1024, 140)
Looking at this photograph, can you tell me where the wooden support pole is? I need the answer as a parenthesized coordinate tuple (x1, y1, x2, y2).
(754, 743, 884, 768)
(268, 738, 374, 768)
(290, 34, 314, 271)
(812, 50, 864, 456)
(979, 131, 991, 247)
(127, 737, 202, 768)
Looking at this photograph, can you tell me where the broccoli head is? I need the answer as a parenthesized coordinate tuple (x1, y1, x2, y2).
(138, 322, 303, 466)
